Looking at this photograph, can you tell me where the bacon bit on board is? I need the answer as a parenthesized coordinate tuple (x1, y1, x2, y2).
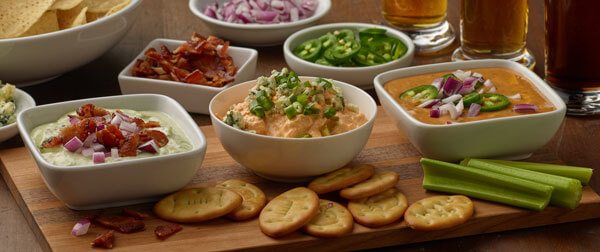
(91, 230, 115, 249)
(95, 216, 145, 233)
(155, 223, 183, 240)
(132, 32, 237, 87)
(122, 208, 150, 219)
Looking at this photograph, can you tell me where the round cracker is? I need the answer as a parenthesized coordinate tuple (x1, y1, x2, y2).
(347, 188, 408, 227)
(302, 199, 353, 238)
(404, 195, 473, 231)
(259, 187, 319, 237)
(153, 187, 242, 223)
(216, 179, 267, 221)
(308, 164, 375, 194)
(340, 170, 399, 200)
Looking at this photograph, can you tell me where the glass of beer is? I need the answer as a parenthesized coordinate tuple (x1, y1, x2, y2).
(382, 0, 455, 54)
(545, 0, 600, 115)
(451, 0, 535, 69)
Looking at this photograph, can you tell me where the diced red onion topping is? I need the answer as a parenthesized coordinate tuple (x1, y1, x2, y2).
(111, 115, 122, 125)
(119, 121, 139, 133)
(92, 143, 106, 152)
(513, 104, 539, 113)
(111, 148, 119, 159)
(443, 77, 463, 96)
(455, 99, 464, 116)
(489, 87, 497, 93)
(430, 109, 441, 118)
(484, 79, 495, 87)
(81, 148, 94, 157)
(418, 99, 440, 108)
(440, 103, 459, 120)
(442, 94, 462, 104)
(508, 93, 522, 99)
(64, 137, 83, 152)
(468, 103, 481, 117)
(82, 134, 96, 147)
(71, 219, 90, 236)
(431, 78, 443, 90)
(453, 70, 471, 81)
(472, 72, 482, 78)
(138, 140, 159, 154)
(96, 125, 105, 131)
(93, 152, 105, 163)
(204, 0, 318, 24)
(69, 117, 81, 125)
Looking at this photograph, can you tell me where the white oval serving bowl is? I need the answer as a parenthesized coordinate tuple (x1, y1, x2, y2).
(189, 0, 331, 46)
(17, 94, 207, 210)
(0, 0, 142, 86)
(284, 22, 415, 89)
(374, 59, 566, 162)
(0, 88, 36, 142)
(209, 77, 377, 182)
(118, 38, 258, 114)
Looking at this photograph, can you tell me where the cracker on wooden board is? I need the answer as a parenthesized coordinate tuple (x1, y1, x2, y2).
(308, 164, 375, 194)
(216, 179, 267, 221)
(404, 195, 474, 231)
(347, 188, 408, 227)
(302, 199, 354, 238)
(259, 187, 319, 237)
(153, 187, 243, 223)
(340, 170, 400, 200)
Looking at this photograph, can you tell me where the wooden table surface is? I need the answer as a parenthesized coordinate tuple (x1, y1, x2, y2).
(1, 0, 599, 251)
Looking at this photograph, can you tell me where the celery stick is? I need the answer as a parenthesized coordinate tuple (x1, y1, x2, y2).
(421, 158, 552, 211)
(463, 158, 583, 209)
(471, 159, 592, 185)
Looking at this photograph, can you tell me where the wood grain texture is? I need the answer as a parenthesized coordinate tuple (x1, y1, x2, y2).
(1, 109, 600, 251)
(2, 0, 600, 251)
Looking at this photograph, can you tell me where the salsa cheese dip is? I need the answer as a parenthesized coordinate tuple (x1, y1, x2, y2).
(384, 68, 555, 125)
(223, 68, 368, 138)
(32, 104, 192, 166)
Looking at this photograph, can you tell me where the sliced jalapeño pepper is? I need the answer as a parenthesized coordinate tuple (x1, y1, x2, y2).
(293, 39, 322, 62)
(333, 29, 355, 41)
(391, 39, 407, 60)
(359, 28, 387, 36)
(479, 93, 510, 112)
(331, 39, 360, 61)
(368, 37, 397, 61)
(315, 57, 333, 66)
(462, 91, 481, 108)
(319, 33, 336, 49)
(399, 85, 439, 103)
(352, 47, 387, 66)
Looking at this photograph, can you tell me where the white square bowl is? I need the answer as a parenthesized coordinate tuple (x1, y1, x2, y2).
(118, 38, 258, 114)
(17, 94, 207, 210)
(374, 59, 566, 162)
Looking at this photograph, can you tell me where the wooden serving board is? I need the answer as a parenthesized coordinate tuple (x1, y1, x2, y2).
(2, 107, 600, 251)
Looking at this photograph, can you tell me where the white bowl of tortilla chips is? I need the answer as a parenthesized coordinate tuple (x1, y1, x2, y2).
(0, 0, 141, 86)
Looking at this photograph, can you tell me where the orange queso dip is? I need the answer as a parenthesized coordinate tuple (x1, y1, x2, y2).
(384, 68, 555, 124)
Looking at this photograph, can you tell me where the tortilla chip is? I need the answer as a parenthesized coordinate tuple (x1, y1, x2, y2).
(105, 0, 131, 16)
(81, 0, 129, 13)
(86, 11, 105, 23)
(50, 0, 84, 10)
(21, 11, 60, 37)
(0, 0, 55, 38)
(57, 5, 88, 29)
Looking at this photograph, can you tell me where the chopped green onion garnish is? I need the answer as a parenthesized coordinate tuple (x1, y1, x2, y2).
(289, 94, 297, 103)
(287, 72, 299, 89)
(296, 133, 312, 138)
(324, 107, 336, 119)
(249, 100, 265, 118)
(256, 95, 273, 110)
(321, 127, 330, 136)
(296, 94, 308, 106)
(285, 105, 296, 119)
(292, 101, 303, 113)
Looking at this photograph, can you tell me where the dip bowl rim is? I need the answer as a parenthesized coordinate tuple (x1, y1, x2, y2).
(209, 76, 378, 141)
(374, 59, 567, 128)
(17, 94, 207, 171)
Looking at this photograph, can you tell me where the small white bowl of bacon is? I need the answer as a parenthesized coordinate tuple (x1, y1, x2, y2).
(118, 33, 258, 114)
(17, 94, 207, 210)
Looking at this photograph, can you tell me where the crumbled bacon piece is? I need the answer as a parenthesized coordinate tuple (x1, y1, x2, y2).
(91, 230, 114, 249)
(143, 121, 161, 128)
(122, 208, 150, 219)
(118, 133, 139, 157)
(154, 223, 182, 239)
(139, 130, 168, 147)
(132, 32, 237, 87)
(95, 216, 145, 233)
(42, 118, 98, 148)
(96, 125, 125, 148)
(77, 104, 109, 118)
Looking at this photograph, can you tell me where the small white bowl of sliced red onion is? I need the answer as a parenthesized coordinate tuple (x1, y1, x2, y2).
(374, 59, 566, 162)
(17, 94, 207, 210)
(189, 0, 331, 46)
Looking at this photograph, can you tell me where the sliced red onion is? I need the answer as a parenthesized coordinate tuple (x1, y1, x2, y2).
(120, 121, 139, 133)
(111, 148, 119, 158)
(489, 87, 497, 93)
(92, 143, 106, 152)
(81, 147, 94, 157)
(458, 85, 475, 94)
(453, 69, 471, 81)
(93, 152, 105, 163)
(254, 10, 277, 22)
(462, 76, 479, 87)
(472, 72, 482, 78)
(468, 103, 481, 117)
(440, 103, 459, 120)
(116, 111, 130, 121)
(442, 94, 462, 104)
(96, 125, 105, 131)
(443, 77, 463, 96)
(82, 134, 96, 147)
(71, 219, 90, 236)
(64, 137, 83, 152)
(508, 93, 522, 99)
(431, 78, 443, 90)
(111, 115, 122, 125)
(484, 79, 495, 87)
(456, 99, 464, 115)
(430, 109, 441, 118)
(290, 7, 299, 21)
(205, 0, 318, 24)
(69, 117, 81, 125)
(418, 99, 440, 108)
(513, 104, 539, 113)
(138, 140, 159, 154)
